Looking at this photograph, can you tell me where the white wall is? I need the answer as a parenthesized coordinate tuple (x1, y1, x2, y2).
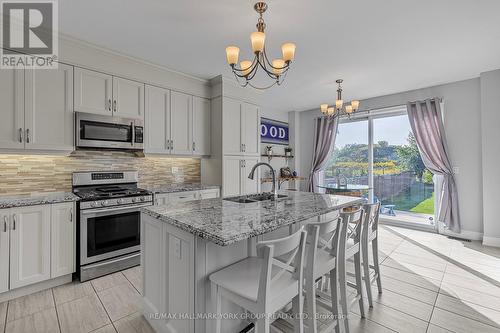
(480, 69, 500, 246)
(298, 77, 484, 239)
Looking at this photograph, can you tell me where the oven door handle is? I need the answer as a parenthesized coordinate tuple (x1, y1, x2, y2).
(81, 203, 152, 215)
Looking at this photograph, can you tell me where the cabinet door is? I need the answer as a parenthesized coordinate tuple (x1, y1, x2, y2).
(145, 85, 170, 154)
(154, 193, 169, 206)
(223, 157, 242, 196)
(222, 98, 242, 155)
(192, 97, 211, 156)
(243, 157, 260, 195)
(24, 64, 74, 151)
(51, 203, 75, 278)
(0, 210, 10, 293)
(241, 102, 260, 155)
(10, 205, 51, 289)
(170, 91, 192, 155)
(74, 68, 113, 116)
(113, 77, 144, 119)
(0, 69, 24, 149)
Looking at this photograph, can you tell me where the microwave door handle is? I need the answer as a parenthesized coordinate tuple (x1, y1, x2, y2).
(131, 122, 135, 146)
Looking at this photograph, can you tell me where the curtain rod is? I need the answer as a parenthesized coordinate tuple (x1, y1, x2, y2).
(314, 97, 444, 120)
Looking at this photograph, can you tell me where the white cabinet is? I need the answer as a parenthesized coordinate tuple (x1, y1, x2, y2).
(0, 69, 24, 150)
(0, 210, 10, 293)
(223, 156, 260, 196)
(75, 67, 144, 120)
(192, 97, 211, 156)
(145, 85, 170, 154)
(74, 68, 113, 116)
(24, 64, 74, 151)
(154, 189, 220, 205)
(112, 77, 144, 119)
(198, 189, 219, 200)
(222, 99, 260, 156)
(145, 86, 210, 157)
(0, 65, 74, 152)
(9, 205, 51, 289)
(169, 191, 199, 203)
(170, 91, 193, 155)
(50, 203, 75, 278)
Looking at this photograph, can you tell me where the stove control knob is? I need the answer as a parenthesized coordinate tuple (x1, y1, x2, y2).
(101, 200, 108, 207)
(117, 198, 124, 204)
(140, 197, 145, 202)
(132, 198, 137, 203)
(91, 201, 98, 208)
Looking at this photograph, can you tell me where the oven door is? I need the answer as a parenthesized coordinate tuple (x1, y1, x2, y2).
(76, 112, 140, 150)
(80, 203, 150, 265)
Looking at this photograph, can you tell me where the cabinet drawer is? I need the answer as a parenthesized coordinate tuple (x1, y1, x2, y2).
(198, 189, 219, 200)
(169, 191, 198, 203)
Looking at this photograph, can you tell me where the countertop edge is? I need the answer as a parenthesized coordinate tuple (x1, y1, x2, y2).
(0, 192, 80, 209)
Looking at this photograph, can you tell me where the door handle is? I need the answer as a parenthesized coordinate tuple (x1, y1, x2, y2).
(113, 100, 117, 112)
(192, 142, 196, 152)
(19, 128, 23, 143)
(108, 98, 112, 111)
(70, 208, 73, 222)
(171, 140, 173, 150)
(131, 122, 135, 146)
(3, 216, 7, 232)
(12, 214, 16, 231)
(26, 129, 30, 143)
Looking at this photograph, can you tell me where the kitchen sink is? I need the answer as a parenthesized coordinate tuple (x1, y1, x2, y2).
(223, 193, 288, 203)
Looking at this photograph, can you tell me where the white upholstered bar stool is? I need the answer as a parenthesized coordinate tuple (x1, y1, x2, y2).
(360, 202, 382, 307)
(337, 208, 366, 333)
(303, 212, 343, 333)
(209, 229, 307, 333)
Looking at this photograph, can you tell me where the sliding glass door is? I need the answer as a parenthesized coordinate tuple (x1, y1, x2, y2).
(324, 108, 437, 231)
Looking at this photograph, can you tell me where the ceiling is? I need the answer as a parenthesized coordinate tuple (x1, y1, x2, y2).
(59, 0, 500, 113)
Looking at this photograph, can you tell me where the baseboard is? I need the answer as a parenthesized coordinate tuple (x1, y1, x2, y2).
(0, 274, 72, 302)
(482, 236, 500, 247)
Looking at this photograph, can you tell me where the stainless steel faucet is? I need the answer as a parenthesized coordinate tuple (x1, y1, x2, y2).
(248, 162, 278, 198)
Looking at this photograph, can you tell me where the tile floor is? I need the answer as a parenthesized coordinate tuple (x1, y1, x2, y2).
(1, 225, 500, 333)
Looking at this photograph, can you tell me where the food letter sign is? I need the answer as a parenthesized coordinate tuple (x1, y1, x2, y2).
(260, 118, 289, 145)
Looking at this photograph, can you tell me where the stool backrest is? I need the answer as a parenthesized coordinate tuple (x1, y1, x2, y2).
(362, 202, 381, 239)
(256, 228, 307, 306)
(338, 208, 364, 260)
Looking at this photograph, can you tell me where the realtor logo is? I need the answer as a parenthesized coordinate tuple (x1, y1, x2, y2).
(1, 0, 58, 68)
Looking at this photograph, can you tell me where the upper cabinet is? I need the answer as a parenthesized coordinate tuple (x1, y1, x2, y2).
(74, 67, 144, 120)
(0, 64, 74, 152)
(222, 98, 260, 156)
(112, 77, 144, 119)
(74, 68, 112, 116)
(145, 85, 210, 157)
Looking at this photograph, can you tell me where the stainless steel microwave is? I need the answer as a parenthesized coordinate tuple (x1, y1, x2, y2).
(76, 112, 144, 150)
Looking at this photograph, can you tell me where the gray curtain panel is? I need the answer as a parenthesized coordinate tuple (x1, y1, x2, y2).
(308, 116, 339, 192)
(407, 98, 461, 233)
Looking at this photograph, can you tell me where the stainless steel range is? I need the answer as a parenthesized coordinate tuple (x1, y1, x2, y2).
(72, 170, 152, 281)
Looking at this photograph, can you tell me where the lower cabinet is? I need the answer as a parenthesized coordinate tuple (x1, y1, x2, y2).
(154, 189, 220, 205)
(0, 202, 75, 293)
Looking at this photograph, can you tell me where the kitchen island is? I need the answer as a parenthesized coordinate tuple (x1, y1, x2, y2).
(140, 191, 363, 333)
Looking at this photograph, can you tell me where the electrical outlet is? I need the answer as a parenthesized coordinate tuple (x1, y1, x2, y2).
(453, 167, 459, 175)
(172, 167, 179, 174)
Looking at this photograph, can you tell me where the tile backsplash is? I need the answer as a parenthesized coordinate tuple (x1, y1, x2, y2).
(0, 150, 200, 195)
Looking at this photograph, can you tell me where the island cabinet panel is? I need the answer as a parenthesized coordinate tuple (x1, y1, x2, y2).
(141, 214, 195, 333)
(0, 209, 10, 293)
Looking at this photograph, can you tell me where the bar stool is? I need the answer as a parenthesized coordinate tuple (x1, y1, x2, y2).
(361, 202, 382, 307)
(337, 208, 366, 333)
(209, 228, 307, 333)
(303, 211, 342, 333)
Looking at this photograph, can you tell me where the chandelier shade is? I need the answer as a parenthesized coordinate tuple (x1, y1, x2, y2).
(320, 79, 360, 119)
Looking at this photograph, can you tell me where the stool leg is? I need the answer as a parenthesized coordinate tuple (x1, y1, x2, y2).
(337, 263, 350, 333)
(292, 294, 304, 333)
(211, 282, 222, 333)
(256, 317, 270, 333)
(353, 251, 365, 318)
(361, 241, 373, 307)
(305, 278, 317, 333)
(372, 237, 382, 294)
(329, 269, 340, 333)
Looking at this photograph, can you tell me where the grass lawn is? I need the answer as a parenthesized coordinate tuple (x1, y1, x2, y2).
(410, 192, 435, 214)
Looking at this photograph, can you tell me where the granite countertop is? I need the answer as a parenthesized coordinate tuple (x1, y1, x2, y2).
(142, 191, 364, 246)
(0, 192, 80, 209)
(143, 183, 220, 195)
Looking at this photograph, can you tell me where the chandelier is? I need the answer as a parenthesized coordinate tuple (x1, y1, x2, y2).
(320, 79, 360, 118)
(225, 1, 296, 90)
